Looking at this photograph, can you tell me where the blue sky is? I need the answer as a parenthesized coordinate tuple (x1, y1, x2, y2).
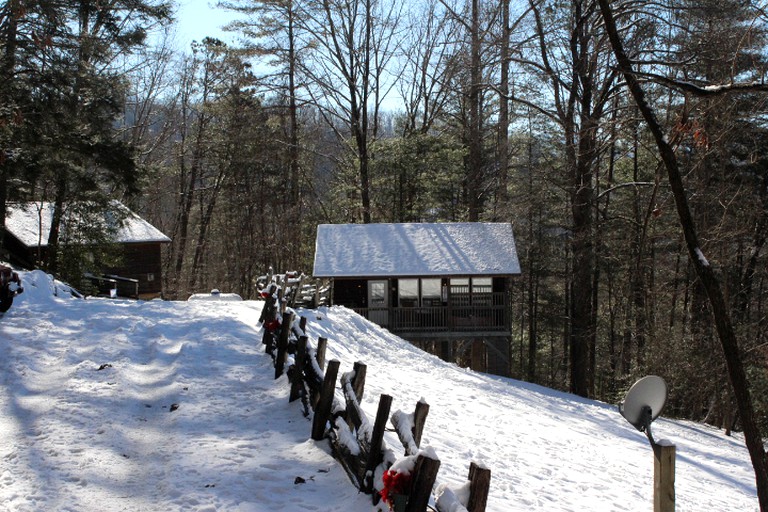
(173, 0, 240, 48)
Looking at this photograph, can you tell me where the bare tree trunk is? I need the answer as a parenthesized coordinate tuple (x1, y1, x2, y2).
(312, 0, 384, 224)
(526, 221, 538, 382)
(735, 173, 767, 323)
(46, 178, 67, 274)
(598, 2, 768, 509)
(494, 0, 510, 220)
(287, 3, 302, 242)
(568, 0, 598, 398)
(467, 0, 483, 221)
(172, 123, 201, 297)
(170, 55, 213, 298)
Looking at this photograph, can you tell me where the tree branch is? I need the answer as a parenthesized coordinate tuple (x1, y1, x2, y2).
(625, 68, 768, 97)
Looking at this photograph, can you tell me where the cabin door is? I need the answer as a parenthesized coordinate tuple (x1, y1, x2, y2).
(367, 280, 389, 327)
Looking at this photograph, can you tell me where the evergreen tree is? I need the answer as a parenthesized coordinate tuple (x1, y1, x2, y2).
(0, 0, 170, 275)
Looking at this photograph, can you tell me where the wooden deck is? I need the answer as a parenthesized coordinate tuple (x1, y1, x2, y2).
(352, 295, 510, 339)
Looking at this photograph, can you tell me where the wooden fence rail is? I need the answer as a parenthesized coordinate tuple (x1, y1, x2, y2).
(256, 267, 331, 308)
(258, 287, 491, 512)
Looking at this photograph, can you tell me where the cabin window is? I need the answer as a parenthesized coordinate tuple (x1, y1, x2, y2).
(472, 277, 492, 293)
(421, 279, 442, 307)
(449, 278, 470, 306)
(450, 277, 492, 306)
(398, 279, 419, 307)
(472, 277, 493, 306)
(397, 278, 442, 307)
(369, 281, 387, 307)
(334, 279, 367, 308)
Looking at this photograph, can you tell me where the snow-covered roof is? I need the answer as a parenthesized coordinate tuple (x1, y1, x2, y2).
(313, 222, 521, 278)
(5, 201, 171, 247)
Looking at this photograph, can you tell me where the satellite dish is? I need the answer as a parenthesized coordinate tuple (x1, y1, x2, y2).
(619, 375, 667, 445)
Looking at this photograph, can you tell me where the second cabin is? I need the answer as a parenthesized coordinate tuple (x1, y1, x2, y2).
(312, 222, 521, 376)
(3, 201, 170, 299)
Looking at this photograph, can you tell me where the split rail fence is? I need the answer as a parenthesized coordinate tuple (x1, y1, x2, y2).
(259, 290, 491, 512)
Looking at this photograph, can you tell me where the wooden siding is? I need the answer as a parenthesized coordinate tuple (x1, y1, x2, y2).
(106, 243, 164, 297)
(3, 233, 41, 269)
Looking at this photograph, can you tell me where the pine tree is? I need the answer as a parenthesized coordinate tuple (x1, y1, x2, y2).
(0, 0, 170, 276)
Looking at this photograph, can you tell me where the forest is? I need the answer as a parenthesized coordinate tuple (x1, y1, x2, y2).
(2, 0, 768, 506)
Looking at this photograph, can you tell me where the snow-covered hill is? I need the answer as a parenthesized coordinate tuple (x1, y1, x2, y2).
(0, 271, 758, 511)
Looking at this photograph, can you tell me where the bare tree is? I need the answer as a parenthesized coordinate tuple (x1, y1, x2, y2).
(166, 39, 225, 298)
(296, 0, 404, 223)
(438, 0, 495, 222)
(397, 0, 460, 136)
(598, 0, 768, 508)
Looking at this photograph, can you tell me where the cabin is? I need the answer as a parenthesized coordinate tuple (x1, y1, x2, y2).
(4, 201, 171, 299)
(313, 222, 521, 376)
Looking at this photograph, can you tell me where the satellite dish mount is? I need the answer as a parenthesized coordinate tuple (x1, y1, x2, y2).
(637, 404, 655, 445)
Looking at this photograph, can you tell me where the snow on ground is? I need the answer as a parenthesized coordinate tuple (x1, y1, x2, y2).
(0, 270, 759, 511)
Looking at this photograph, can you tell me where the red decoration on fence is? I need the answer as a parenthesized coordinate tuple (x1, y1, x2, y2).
(381, 469, 411, 509)
(265, 319, 281, 332)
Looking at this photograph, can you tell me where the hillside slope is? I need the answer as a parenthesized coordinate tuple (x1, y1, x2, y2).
(0, 270, 758, 511)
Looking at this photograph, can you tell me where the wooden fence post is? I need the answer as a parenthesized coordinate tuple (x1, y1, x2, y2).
(351, 362, 367, 401)
(261, 291, 277, 355)
(341, 370, 366, 433)
(263, 329, 274, 356)
(290, 274, 305, 308)
(364, 394, 393, 495)
(653, 443, 675, 512)
(278, 284, 286, 314)
(290, 335, 308, 402)
(316, 337, 328, 369)
(275, 311, 294, 379)
(404, 453, 441, 512)
(412, 401, 429, 448)
(466, 461, 491, 512)
(299, 315, 307, 334)
(312, 359, 340, 441)
(392, 401, 430, 456)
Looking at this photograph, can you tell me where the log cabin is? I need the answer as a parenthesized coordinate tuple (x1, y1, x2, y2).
(3, 201, 170, 299)
(313, 222, 521, 376)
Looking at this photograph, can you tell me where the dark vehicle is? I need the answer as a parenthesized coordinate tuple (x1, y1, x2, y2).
(0, 265, 23, 313)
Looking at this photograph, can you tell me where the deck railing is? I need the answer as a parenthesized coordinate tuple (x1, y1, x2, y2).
(352, 292, 509, 334)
